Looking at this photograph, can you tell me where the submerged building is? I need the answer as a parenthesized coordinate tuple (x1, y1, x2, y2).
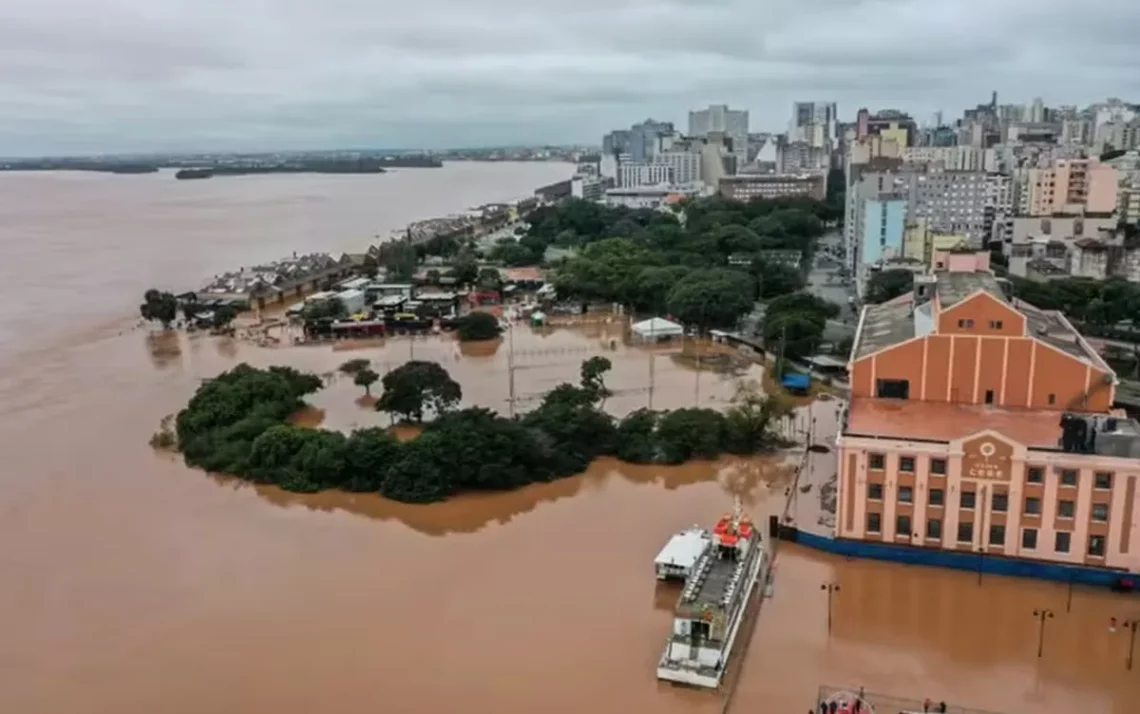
(837, 265, 1140, 574)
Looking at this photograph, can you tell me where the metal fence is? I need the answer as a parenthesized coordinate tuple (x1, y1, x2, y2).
(816, 686, 1007, 714)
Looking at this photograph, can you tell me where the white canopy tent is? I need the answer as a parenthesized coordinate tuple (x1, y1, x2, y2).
(631, 316, 684, 342)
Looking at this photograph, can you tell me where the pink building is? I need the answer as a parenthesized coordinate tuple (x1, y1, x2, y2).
(1024, 159, 1118, 216)
(931, 248, 991, 273)
(838, 268, 1140, 574)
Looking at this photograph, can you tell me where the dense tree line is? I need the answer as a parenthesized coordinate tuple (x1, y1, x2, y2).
(1010, 277, 1140, 335)
(864, 269, 915, 305)
(501, 196, 832, 332)
(170, 361, 794, 503)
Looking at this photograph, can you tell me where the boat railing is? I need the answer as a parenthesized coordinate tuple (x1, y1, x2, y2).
(815, 686, 1009, 714)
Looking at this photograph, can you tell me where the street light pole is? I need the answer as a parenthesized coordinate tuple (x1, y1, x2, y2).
(1109, 618, 1140, 671)
(821, 582, 840, 635)
(1032, 609, 1055, 659)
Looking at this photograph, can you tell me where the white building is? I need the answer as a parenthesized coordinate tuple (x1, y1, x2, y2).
(617, 162, 673, 188)
(604, 185, 699, 210)
(900, 146, 997, 172)
(657, 150, 702, 186)
(570, 174, 604, 201)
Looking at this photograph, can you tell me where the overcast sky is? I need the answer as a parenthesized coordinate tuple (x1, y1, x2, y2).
(1, 0, 1138, 156)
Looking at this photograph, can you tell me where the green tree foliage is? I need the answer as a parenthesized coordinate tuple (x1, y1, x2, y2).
(865, 269, 915, 304)
(303, 297, 348, 321)
(140, 289, 179, 328)
(665, 268, 755, 332)
(376, 360, 462, 422)
(532, 195, 830, 330)
(447, 253, 479, 287)
(614, 409, 659, 463)
(752, 260, 805, 299)
(763, 292, 841, 361)
(723, 384, 794, 454)
(338, 358, 371, 376)
(655, 408, 728, 464)
(579, 356, 613, 404)
(170, 361, 795, 505)
(354, 368, 379, 396)
(1010, 277, 1140, 330)
(456, 311, 502, 341)
(380, 240, 418, 282)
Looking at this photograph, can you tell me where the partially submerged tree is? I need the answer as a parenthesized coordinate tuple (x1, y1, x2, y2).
(338, 358, 371, 376)
(580, 356, 613, 405)
(376, 360, 462, 422)
(140, 289, 178, 329)
(457, 311, 502, 341)
(354, 368, 380, 397)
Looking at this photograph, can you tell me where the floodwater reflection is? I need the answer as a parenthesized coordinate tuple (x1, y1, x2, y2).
(241, 455, 798, 537)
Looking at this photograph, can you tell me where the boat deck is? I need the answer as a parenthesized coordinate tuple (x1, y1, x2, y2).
(679, 542, 757, 613)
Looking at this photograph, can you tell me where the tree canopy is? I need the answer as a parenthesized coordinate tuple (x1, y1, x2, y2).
(864, 269, 915, 304)
(764, 292, 840, 362)
(170, 361, 794, 505)
(513, 195, 832, 331)
(376, 360, 462, 423)
(140, 289, 178, 329)
(456, 311, 502, 341)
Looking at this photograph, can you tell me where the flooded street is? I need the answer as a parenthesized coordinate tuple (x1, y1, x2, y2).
(0, 167, 1137, 714)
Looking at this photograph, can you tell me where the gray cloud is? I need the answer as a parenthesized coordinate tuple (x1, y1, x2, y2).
(0, 0, 1137, 155)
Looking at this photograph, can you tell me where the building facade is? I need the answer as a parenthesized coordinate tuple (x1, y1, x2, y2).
(1019, 159, 1118, 216)
(689, 104, 749, 168)
(859, 198, 908, 267)
(617, 162, 673, 188)
(839, 269, 1140, 573)
(717, 173, 826, 202)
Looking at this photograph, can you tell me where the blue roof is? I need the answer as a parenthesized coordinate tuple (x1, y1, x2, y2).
(781, 373, 810, 389)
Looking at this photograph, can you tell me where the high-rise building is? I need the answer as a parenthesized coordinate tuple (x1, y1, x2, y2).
(602, 120, 674, 162)
(790, 102, 837, 149)
(1018, 159, 1118, 216)
(689, 105, 749, 169)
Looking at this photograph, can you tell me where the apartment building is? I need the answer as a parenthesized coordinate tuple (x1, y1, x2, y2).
(901, 146, 997, 172)
(617, 161, 673, 188)
(839, 268, 1140, 573)
(718, 173, 826, 202)
(1018, 159, 1118, 216)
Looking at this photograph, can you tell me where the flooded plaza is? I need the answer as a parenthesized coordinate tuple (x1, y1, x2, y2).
(0, 168, 1137, 714)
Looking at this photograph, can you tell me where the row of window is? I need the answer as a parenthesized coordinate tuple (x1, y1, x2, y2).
(866, 513, 1108, 556)
(955, 319, 1004, 330)
(867, 455, 1115, 489)
(867, 484, 1111, 521)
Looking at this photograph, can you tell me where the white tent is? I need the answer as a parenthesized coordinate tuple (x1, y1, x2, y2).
(631, 316, 684, 341)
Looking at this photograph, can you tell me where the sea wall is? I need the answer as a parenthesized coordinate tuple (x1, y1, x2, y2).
(770, 521, 1136, 590)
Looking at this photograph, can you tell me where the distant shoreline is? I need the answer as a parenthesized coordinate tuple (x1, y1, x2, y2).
(0, 156, 446, 176)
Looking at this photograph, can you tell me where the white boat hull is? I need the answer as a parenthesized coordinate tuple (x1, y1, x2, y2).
(656, 548, 767, 688)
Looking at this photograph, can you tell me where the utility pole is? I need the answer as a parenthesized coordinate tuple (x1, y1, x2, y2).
(821, 582, 840, 635)
(647, 322, 656, 409)
(1109, 617, 1139, 670)
(774, 321, 788, 383)
(507, 320, 516, 417)
(1032, 609, 1054, 659)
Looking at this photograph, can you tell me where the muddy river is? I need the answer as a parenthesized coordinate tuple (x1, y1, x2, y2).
(0, 167, 1135, 714)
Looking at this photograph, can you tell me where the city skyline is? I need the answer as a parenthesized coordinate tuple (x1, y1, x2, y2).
(2, 0, 1139, 155)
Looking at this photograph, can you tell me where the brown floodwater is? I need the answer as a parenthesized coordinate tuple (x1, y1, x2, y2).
(1, 167, 1137, 714)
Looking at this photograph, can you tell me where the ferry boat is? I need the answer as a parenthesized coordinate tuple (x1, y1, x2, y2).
(656, 498, 768, 688)
(654, 527, 713, 581)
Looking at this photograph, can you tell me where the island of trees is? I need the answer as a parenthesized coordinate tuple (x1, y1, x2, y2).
(167, 359, 795, 503)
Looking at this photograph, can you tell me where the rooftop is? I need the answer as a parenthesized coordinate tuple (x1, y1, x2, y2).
(846, 398, 1065, 448)
(853, 270, 1103, 366)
